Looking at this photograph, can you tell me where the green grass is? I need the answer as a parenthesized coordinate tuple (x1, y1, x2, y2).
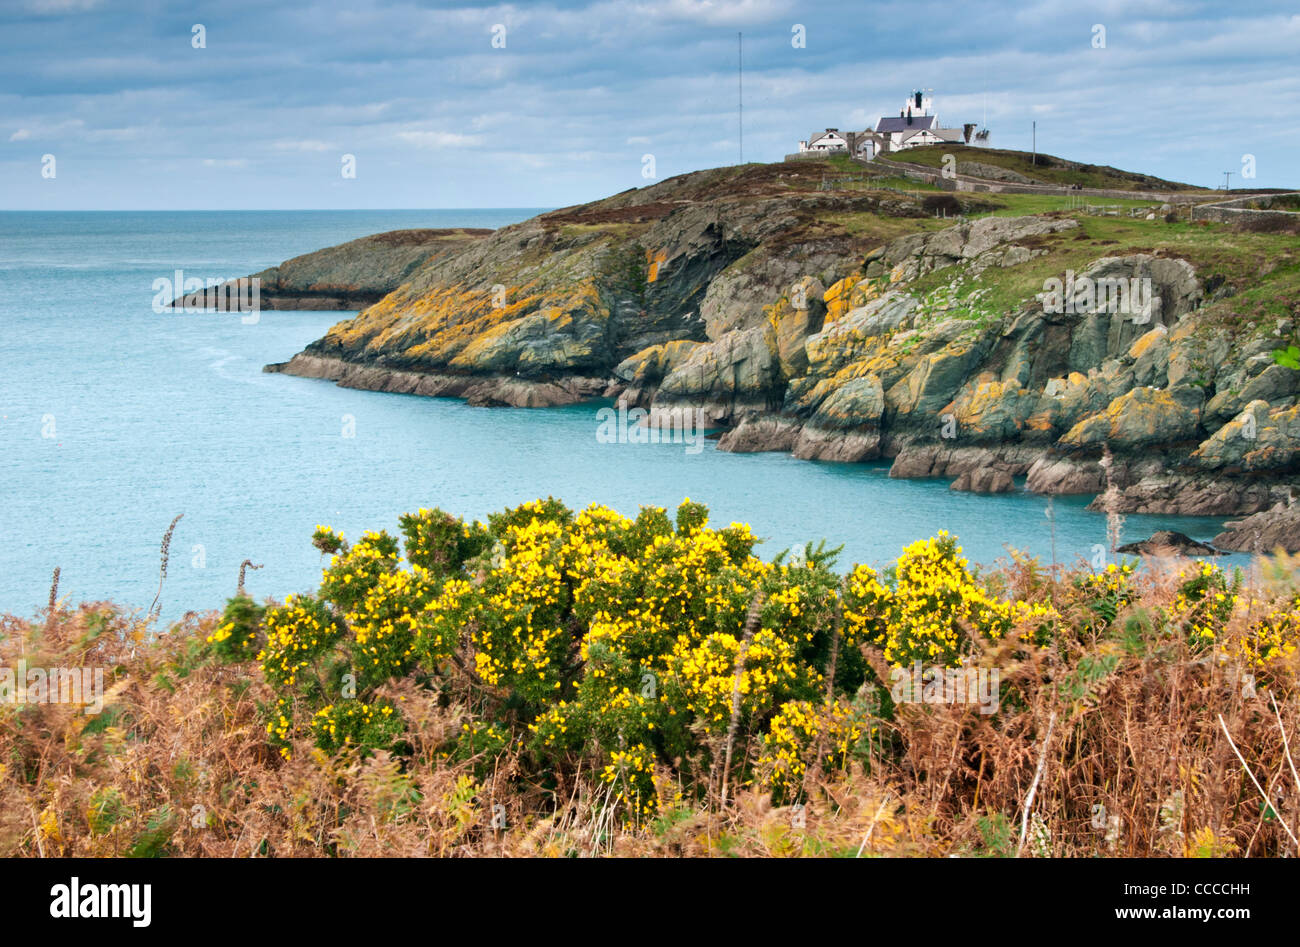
(809, 155, 945, 194)
(973, 193, 1161, 217)
(890, 144, 1207, 192)
(901, 212, 1300, 328)
(817, 212, 954, 240)
(554, 221, 649, 239)
(821, 153, 1166, 216)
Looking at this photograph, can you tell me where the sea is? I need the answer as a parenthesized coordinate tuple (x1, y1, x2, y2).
(0, 209, 1241, 622)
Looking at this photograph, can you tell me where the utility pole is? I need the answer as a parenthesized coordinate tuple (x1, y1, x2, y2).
(1032, 120, 1036, 166)
(737, 32, 743, 165)
(1222, 170, 1233, 193)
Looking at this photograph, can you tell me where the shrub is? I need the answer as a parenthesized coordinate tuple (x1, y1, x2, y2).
(1170, 561, 1241, 648)
(246, 509, 1071, 811)
(206, 594, 265, 663)
(845, 532, 1053, 666)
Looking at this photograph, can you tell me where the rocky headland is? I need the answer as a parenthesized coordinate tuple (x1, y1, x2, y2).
(250, 152, 1299, 544)
(174, 228, 492, 310)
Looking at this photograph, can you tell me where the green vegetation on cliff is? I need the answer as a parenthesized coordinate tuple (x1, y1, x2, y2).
(268, 152, 1298, 521)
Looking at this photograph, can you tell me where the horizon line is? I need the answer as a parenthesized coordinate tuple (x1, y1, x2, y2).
(0, 206, 556, 213)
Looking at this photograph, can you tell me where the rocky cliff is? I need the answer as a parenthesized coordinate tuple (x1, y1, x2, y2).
(267, 157, 1300, 526)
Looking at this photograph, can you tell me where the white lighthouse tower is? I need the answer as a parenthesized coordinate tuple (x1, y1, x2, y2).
(905, 89, 934, 121)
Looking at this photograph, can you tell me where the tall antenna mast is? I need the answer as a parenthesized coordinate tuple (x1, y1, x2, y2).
(737, 31, 743, 164)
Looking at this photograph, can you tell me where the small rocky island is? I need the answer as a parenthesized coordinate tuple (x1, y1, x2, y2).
(1116, 531, 1223, 556)
(224, 148, 1295, 549)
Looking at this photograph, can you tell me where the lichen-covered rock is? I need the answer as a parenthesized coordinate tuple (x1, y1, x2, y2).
(823, 275, 861, 322)
(885, 321, 992, 418)
(655, 324, 782, 422)
(613, 339, 702, 404)
(1204, 363, 1300, 424)
(767, 277, 827, 379)
(1191, 401, 1300, 471)
(1022, 371, 1109, 441)
(946, 376, 1038, 442)
(802, 291, 917, 379)
(1058, 386, 1204, 450)
(448, 284, 610, 373)
(791, 375, 885, 461)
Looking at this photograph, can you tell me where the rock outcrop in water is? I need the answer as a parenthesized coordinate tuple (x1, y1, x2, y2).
(1213, 503, 1300, 553)
(267, 157, 1300, 518)
(1116, 531, 1222, 556)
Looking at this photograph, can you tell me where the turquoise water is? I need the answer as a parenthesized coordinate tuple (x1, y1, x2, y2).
(0, 210, 1238, 622)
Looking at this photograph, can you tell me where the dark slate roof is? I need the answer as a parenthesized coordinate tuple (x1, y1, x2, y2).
(876, 114, 936, 133)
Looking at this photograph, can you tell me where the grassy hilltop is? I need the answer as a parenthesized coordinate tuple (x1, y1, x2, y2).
(882, 144, 1210, 192)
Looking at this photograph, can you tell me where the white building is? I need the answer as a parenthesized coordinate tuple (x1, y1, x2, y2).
(795, 90, 977, 160)
(874, 90, 970, 152)
(798, 128, 849, 153)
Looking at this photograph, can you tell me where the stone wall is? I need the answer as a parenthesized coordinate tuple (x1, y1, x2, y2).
(1190, 193, 1300, 225)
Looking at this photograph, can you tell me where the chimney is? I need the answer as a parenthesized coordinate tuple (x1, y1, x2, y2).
(906, 106, 912, 126)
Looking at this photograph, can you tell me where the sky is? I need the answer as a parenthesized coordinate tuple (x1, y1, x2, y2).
(1, 0, 1297, 209)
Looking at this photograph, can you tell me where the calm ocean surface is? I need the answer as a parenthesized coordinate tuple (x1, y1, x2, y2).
(0, 210, 1239, 621)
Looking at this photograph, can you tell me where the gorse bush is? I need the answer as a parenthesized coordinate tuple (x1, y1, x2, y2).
(843, 532, 1055, 666)
(241, 499, 873, 815)
(200, 500, 1300, 824)
(1170, 560, 1243, 649)
(207, 500, 1116, 818)
(7, 502, 1300, 856)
